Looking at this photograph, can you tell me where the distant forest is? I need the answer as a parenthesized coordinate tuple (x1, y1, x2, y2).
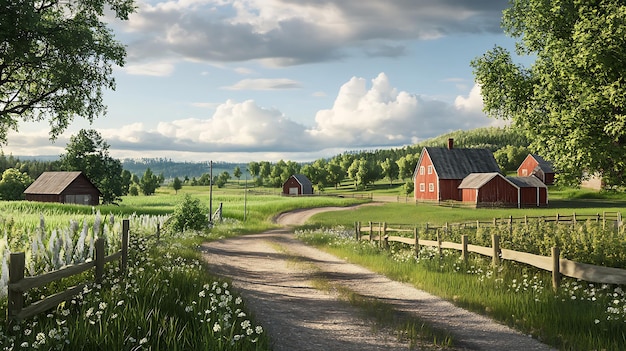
(0, 126, 532, 185)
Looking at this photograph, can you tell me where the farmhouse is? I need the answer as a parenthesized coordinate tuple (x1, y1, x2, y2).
(414, 139, 501, 202)
(282, 174, 313, 195)
(458, 173, 548, 208)
(517, 154, 556, 185)
(24, 171, 100, 205)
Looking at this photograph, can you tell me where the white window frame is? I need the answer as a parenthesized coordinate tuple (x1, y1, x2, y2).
(419, 166, 425, 175)
(427, 165, 433, 175)
(428, 183, 434, 192)
(419, 183, 425, 192)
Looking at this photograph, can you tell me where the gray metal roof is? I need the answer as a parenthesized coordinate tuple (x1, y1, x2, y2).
(530, 154, 555, 173)
(424, 147, 501, 179)
(24, 171, 86, 194)
(508, 176, 548, 188)
(458, 172, 507, 189)
(292, 174, 312, 187)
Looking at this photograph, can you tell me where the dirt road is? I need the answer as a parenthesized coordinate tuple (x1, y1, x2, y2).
(201, 206, 555, 351)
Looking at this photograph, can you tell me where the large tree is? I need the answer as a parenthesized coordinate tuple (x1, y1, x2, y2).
(471, 0, 626, 187)
(61, 129, 126, 204)
(0, 0, 135, 142)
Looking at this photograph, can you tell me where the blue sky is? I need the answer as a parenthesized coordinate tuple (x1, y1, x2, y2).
(4, 0, 522, 163)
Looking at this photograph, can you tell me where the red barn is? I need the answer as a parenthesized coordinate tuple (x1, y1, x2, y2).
(282, 174, 313, 195)
(24, 171, 100, 205)
(508, 176, 548, 207)
(517, 154, 555, 185)
(413, 139, 501, 202)
(458, 173, 519, 207)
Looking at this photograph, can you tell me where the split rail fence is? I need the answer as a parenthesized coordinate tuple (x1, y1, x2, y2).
(6, 219, 130, 325)
(355, 212, 626, 290)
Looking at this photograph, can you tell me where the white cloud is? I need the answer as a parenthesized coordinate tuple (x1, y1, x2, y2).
(4, 73, 501, 162)
(122, 60, 175, 76)
(222, 78, 302, 90)
(120, 0, 506, 66)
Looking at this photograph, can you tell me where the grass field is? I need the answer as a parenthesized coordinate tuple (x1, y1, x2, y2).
(0, 181, 624, 350)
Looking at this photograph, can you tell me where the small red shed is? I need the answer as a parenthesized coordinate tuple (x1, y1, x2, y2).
(24, 171, 100, 205)
(282, 174, 313, 195)
(458, 173, 519, 207)
(517, 154, 555, 185)
(508, 176, 548, 207)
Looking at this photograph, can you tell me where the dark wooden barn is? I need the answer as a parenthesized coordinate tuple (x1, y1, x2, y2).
(24, 171, 100, 205)
(517, 154, 556, 185)
(458, 173, 519, 207)
(413, 138, 501, 202)
(508, 176, 548, 207)
(282, 174, 313, 195)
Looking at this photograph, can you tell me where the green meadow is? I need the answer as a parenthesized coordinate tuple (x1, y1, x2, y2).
(0, 182, 624, 350)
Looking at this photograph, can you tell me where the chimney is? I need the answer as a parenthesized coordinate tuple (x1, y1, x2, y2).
(447, 138, 454, 150)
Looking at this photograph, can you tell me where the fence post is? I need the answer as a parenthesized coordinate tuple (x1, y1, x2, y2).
(603, 211, 606, 229)
(552, 247, 561, 291)
(414, 228, 419, 259)
(156, 222, 160, 242)
(508, 216, 513, 236)
(7, 252, 25, 325)
(95, 238, 105, 284)
(436, 230, 442, 257)
(354, 222, 359, 240)
(369, 221, 373, 242)
(573, 212, 576, 227)
(556, 213, 560, 224)
(461, 235, 468, 263)
(122, 219, 129, 274)
(491, 234, 500, 267)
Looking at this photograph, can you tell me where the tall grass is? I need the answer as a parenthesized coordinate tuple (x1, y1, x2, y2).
(296, 225, 626, 350)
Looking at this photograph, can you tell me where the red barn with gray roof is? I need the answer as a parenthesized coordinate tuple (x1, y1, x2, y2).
(24, 171, 100, 205)
(413, 139, 501, 202)
(282, 174, 313, 195)
(517, 154, 555, 185)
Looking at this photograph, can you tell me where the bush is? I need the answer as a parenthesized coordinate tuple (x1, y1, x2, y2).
(165, 194, 209, 233)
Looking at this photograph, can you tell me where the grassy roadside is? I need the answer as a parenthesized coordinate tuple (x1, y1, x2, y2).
(297, 197, 626, 350)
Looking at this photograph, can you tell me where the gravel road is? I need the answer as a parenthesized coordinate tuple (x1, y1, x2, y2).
(200, 206, 556, 351)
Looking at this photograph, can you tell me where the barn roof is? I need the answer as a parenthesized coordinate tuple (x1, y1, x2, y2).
(292, 174, 312, 187)
(508, 176, 548, 188)
(458, 172, 516, 189)
(530, 154, 555, 173)
(24, 171, 99, 195)
(424, 147, 501, 180)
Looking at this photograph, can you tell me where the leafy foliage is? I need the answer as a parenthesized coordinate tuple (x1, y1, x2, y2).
(0, 168, 33, 200)
(61, 129, 127, 204)
(165, 194, 208, 233)
(472, 0, 626, 187)
(0, 0, 134, 142)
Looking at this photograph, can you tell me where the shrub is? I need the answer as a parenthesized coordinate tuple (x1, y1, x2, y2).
(165, 194, 209, 233)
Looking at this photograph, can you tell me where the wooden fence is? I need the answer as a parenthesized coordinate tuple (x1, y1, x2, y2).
(355, 216, 626, 290)
(6, 219, 130, 325)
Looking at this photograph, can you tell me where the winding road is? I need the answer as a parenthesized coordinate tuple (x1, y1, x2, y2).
(200, 206, 555, 351)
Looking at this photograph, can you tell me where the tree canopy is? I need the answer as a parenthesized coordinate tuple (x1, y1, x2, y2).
(471, 0, 626, 187)
(0, 0, 135, 142)
(61, 129, 127, 204)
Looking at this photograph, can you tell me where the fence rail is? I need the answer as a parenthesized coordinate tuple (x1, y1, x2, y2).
(355, 215, 626, 290)
(7, 219, 130, 325)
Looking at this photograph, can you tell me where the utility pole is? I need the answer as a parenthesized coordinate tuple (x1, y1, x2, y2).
(244, 173, 247, 222)
(209, 160, 213, 223)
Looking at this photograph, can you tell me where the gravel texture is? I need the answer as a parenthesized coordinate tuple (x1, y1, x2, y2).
(200, 206, 556, 351)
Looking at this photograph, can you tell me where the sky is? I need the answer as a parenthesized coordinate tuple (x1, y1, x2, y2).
(4, 0, 523, 163)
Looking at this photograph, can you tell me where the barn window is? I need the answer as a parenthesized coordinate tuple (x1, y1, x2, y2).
(427, 165, 433, 174)
(419, 183, 425, 192)
(522, 169, 528, 176)
(428, 183, 434, 192)
(419, 166, 425, 175)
